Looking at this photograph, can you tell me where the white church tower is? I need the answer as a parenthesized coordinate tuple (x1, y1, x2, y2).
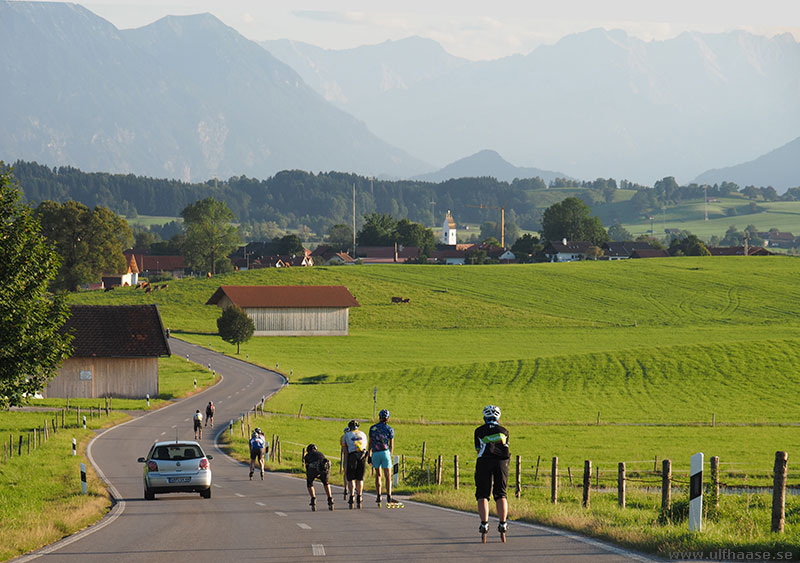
(442, 211, 457, 245)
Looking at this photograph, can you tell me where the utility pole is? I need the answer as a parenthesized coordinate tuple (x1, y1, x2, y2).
(704, 184, 708, 221)
(352, 183, 356, 257)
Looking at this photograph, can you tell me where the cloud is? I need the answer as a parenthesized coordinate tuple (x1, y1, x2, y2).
(241, 12, 254, 25)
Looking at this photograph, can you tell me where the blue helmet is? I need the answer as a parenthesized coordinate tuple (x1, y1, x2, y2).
(379, 409, 390, 421)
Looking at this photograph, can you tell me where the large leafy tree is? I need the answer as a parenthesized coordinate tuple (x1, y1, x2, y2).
(0, 165, 72, 407)
(608, 223, 633, 242)
(275, 233, 304, 256)
(181, 198, 239, 274)
(540, 197, 609, 245)
(216, 306, 254, 354)
(395, 219, 435, 253)
(35, 200, 132, 292)
(357, 213, 396, 246)
(327, 224, 353, 252)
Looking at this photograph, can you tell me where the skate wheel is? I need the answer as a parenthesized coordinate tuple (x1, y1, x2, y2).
(481, 532, 487, 544)
(500, 532, 506, 543)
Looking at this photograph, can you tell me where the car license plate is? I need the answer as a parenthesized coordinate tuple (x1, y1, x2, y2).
(168, 476, 191, 483)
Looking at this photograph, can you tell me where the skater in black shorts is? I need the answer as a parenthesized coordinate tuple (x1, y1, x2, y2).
(304, 444, 335, 511)
(474, 405, 510, 536)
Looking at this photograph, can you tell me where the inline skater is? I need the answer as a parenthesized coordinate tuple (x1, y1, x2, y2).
(340, 425, 349, 500)
(193, 409, 203, 439)
(474, 405, 510, 541)
(249, 428, 266, 480)
(304, 444, 334, 511)
(368, 409, 395, 507)
(341, 420, 368, 508)
(205, 401, 215, 427)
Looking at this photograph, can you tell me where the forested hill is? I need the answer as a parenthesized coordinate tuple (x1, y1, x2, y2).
(8, 160, 539, 233)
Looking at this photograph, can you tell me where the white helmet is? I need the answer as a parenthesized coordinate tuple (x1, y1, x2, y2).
(483, 405, 501, 422)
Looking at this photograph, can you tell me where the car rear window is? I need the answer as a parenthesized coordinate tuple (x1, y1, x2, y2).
(152, 445, 203, 460)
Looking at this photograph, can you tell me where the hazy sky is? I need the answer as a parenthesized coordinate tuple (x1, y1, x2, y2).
(64, 1, 800, 59)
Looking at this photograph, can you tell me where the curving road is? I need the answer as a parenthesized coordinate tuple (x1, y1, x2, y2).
(17, 339, 652, 562)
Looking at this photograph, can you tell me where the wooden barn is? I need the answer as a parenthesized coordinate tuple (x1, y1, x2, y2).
(206, 285, 360, 336)
(45, 305, 171, 399)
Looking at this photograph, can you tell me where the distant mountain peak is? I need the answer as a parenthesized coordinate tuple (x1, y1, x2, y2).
(412, 149, 566, 183)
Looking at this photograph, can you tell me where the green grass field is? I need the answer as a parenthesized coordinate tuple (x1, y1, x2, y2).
(69, 258, 800, 556)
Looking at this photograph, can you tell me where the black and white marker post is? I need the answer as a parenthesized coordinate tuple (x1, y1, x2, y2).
(80, 463, 87, 495)
(72, 437, 77, 456)
(689, 452, 704, 531)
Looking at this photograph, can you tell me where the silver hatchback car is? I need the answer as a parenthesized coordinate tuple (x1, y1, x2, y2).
(138, 440, 213, 499)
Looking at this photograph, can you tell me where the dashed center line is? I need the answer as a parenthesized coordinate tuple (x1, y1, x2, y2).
(312, 544, 325, 556)
(297, 523, 311, 530)
(255, 502, 265, 506)
(275, 511, 287, 517)
(160, 431, 166, 435)
(235, 493, 245, 497)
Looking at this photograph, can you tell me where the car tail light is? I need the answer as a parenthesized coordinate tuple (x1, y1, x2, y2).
(147, 461, 158, 472)
(199, 458, 209, 470)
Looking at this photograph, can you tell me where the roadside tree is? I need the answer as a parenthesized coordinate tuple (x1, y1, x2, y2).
(608, 224, 633, 242)
(0, 165, 72, 407)
(217, 305, 255, 355)
(327, 224, 353, 252)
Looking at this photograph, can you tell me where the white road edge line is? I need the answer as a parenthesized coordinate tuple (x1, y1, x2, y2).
(312, 544, 325, 556)
(15, 346, 226, 562)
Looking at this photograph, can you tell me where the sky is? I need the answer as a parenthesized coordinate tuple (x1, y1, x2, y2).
(61, 0, 800, 60)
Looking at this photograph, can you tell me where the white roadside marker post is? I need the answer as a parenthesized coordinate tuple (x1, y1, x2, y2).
(82, 415, 86, 429)
(689, 452, 704, 532)
(80, 463, 87, 495)
(393, 455, 400, 487)
(72, 437, 77, 456)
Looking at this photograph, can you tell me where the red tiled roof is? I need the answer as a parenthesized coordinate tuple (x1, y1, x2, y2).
(630, 249, 670, 258)
(64, 305, 170, 358)
(206, 286, 360, 308)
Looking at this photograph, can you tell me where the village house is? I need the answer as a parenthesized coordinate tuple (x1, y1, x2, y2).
(310, 245, 355, 265)
(124, 250, 186, 279)
(543, 240, 594, 262)
(707, 246, 773, 256)
(601, 241, 658, 260)
(206, 285, 360, 336)
(45, 305, 170, 399)
(355, 245, 421, 264)
(101, 253, 139, 288)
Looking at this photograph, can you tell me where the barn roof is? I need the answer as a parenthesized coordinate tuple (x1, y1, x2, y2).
(206, 285, 360, 309)
(64, 305, 171, 358)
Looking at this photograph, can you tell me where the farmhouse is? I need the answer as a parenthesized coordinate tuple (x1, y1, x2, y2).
(543, 240, 593, 262)
(206, 285, 360, 336)
(46, 305, 170, 399)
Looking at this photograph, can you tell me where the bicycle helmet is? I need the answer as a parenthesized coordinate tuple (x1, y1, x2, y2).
(307, 443, 317, 452)
(347, 420, 359, 431)
(255, 427, 262, 434)
(483, 405, 501, 423)
(378, 409, 390, 421)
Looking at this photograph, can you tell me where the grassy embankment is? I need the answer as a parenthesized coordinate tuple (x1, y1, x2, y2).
(0, 355, 217, 561)
(70, 257, 800, 556)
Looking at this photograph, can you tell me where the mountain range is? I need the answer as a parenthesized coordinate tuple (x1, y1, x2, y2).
(2, 1, 799, 189)
(0, 1, 427, 181)
(264, 29, 800, 186)
(412, 149, 567, 183)
(694, 136, 800, 190)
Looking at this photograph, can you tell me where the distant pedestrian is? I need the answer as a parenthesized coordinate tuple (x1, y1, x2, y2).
(368, 409, 395, 506)
(193, 409, 203, 440)
(205, 401, 215, 427)
(342, 420, 368, 508)
(304, 444, 334, 511)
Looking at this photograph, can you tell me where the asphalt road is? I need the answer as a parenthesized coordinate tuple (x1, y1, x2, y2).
(17, 339, 653, 562)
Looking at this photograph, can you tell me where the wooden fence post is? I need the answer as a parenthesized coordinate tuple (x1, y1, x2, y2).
(567, 467, 573, 486)
(618, 462, 626, 508)
(551, 456, 558, 504)
(402, 455, 405, 481)
(18, 435, 23, 456)
(277, 437, 282, 464)
(434, 456, 439, 485)
(454, 455, 459, 490)
(535, 455, 540, 481)
(661, 459, 672, 513)
(710, 456, 720, 509)
(421, 441, 426, 470)
(772, 451, 788, 533)
(515, 455, 522, 498)
(77, 406, 81, 427)
(582, 460, 591, 508)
